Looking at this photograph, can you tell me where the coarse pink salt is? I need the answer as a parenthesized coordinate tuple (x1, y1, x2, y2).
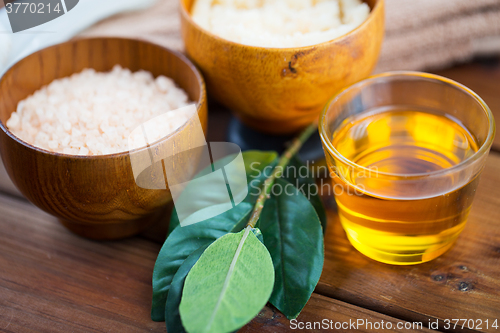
(6, 65, 194, 155)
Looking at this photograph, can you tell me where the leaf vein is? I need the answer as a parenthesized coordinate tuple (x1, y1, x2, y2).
(205, 226, 251, 332)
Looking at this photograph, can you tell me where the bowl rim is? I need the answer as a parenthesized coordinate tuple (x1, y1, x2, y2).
(0, 36, 207, 160)
(179, 0, 383, 51)
(319, 71, 496, 180)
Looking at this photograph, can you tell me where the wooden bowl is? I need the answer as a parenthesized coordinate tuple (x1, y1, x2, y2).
(180, 0, 384, 134)
(0, 37, 208, 240)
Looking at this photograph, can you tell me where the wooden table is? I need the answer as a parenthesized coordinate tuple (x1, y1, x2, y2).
(0, 59, 499, 333)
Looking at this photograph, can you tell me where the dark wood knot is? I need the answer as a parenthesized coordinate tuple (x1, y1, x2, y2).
(458, 281, 472, 292)
(433, 274, 444, 282)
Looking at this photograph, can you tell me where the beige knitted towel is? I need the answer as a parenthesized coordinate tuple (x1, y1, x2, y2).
(375, 0, 500, 72)
(78, 0, 500, 72)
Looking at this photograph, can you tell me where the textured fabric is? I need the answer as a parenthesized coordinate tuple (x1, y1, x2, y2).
(376, 0, 500, 72)
(80, 0, 500, 72)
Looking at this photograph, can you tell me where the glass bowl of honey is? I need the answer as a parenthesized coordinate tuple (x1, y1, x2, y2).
(320, 72, 496, 265)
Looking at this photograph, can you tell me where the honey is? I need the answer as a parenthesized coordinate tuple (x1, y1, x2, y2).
(328, 108, 480, 264)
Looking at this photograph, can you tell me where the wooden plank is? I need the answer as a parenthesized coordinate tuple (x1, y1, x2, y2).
(0, 193, 430, 332)
(432, 58, 500, 151)
(241, 293, 433, 333)
(317, 152, 500, 332)
(0, 196, 164, 332)
(0, 60, 497, 331)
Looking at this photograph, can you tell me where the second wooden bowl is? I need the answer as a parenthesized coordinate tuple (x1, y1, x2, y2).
(180, 0, 384, 134)
(0, 37, 207, 240)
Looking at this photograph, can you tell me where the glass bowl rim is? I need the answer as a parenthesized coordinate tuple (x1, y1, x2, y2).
(319, 71, 496, 180)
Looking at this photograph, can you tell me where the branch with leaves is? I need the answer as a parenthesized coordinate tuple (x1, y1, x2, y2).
(151, 123, 325, 333)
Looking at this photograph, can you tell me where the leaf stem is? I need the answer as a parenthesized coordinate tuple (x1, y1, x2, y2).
(247, 123, 317, 228)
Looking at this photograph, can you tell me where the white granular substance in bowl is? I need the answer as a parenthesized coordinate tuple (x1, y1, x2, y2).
(191, 0, 370, 48)
(6, 66, 193, 156)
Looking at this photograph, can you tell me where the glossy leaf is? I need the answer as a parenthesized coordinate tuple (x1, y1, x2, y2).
(283, 156, 327, 233)
(165, 230, 266, 333)
(242, 150, 278, 182)
(244, 152, 278, 203)
(179, 227, 274, 333)
(168, 151, 278, 235)
(151, 202, 253, 321)
(165, 245, 209, 333)
(259, 178, 324, 320)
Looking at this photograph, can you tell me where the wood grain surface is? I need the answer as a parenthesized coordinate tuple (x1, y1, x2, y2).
(0, 193, 431, 333)
(0, 60, 499, 332)
(0, 121, 498, 333)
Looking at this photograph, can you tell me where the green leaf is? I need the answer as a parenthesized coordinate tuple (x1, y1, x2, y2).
(283, 156, 327, 233)
(180, 227, 275, 333)
(244, 152, 278, 204)
(242, 150, 278, 183)
(167, 151, 278, 235)
(165, 244, 209, 333)
(151, 202, 253, 321)
(258, 177, 324, 320)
